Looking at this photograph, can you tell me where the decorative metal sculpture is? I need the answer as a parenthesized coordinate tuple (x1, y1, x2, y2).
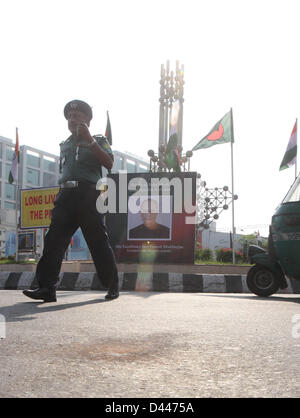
(196, 177, 238, 229)
(148, 60, 193, 172)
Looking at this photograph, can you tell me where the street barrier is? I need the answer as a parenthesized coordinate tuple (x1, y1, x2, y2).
(0, 271, 299, 294)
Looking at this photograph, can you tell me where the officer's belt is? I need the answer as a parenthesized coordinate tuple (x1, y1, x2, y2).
(60, 181, 96, 189)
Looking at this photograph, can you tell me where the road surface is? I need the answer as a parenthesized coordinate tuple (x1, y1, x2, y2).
(0, 290, 300, 398)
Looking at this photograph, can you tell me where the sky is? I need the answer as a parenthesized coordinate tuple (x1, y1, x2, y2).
(1, 0, 300, 237)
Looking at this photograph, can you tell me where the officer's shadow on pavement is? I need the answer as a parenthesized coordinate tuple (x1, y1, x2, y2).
(201, 293, 300, 304)
(0, 291, 108, 323)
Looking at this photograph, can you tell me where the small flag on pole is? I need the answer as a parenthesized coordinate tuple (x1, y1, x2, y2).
(165, 134, 181, 172)
(257, 230, 261, 243)
(105, 111, 112, 145)
(9, 128, 19, 184)
(192, 110, 234, 151)
(165, 102, 181, 172)
(279, 120, 297, 171)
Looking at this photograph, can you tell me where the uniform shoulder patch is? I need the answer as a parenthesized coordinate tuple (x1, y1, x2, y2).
(94, 135, 112, 151)
(60, 135, 72, 146)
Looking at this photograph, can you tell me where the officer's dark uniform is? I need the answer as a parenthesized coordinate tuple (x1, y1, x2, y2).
(23, 100, 119, 302)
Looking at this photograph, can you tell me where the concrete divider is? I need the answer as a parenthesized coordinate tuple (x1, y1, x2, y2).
(0, 271, 299, 294)
(0, 261, 251, 274)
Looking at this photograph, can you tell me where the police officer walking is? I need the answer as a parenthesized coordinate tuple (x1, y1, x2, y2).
(23, 100, 119, 302)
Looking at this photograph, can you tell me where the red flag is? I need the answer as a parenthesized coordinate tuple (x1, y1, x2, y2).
(105, 111, 112, 145)
(279, 120, 297, 171)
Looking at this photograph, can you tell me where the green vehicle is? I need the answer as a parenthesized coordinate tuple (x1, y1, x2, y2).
(247, 175, 300, 296)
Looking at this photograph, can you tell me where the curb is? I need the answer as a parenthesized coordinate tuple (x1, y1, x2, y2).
(1, 272, 300, 294)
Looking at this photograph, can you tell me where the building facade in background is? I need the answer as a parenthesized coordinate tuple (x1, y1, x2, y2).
(102, 150, 149, 177)
(0, 135, 149, 258)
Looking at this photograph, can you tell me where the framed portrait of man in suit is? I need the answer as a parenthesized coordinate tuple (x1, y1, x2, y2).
(127, 195, 172, 240)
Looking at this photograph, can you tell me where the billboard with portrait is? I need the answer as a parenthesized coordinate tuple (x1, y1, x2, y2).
(105, 172, 197, 264)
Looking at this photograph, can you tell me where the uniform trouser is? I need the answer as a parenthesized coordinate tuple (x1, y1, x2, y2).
(35, 186, 119, 292)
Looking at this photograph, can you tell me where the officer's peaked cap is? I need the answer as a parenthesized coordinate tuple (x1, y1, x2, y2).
(64, 100, 93, 121)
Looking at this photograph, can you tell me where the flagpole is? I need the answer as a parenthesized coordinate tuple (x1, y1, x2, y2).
(15, 128, 19, 263)
(295, 118, 298, 179)
(230, 108, 236, 265)
(15, 177, 19, 262)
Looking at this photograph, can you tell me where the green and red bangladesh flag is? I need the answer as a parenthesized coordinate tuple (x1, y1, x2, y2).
(8, 128, 19, 184)
(192, 110, 234, 151)
(279, 120, 297, 171)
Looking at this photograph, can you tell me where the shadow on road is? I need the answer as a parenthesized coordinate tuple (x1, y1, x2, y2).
(199, 293, 300, 304)
(0, 292, 108, 323)
(2, 290, 300, 324)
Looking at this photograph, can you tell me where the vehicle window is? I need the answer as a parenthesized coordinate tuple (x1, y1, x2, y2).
(282, 176, 300, 203)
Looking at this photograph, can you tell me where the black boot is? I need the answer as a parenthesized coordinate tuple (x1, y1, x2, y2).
(23, 287, 57, 302)
(105, 289, 119, 301)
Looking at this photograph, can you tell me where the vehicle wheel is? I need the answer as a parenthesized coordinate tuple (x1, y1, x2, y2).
(246, 265, 280, 297)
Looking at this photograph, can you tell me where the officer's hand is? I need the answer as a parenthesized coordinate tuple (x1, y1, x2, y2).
(76, 122, 91, 141)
